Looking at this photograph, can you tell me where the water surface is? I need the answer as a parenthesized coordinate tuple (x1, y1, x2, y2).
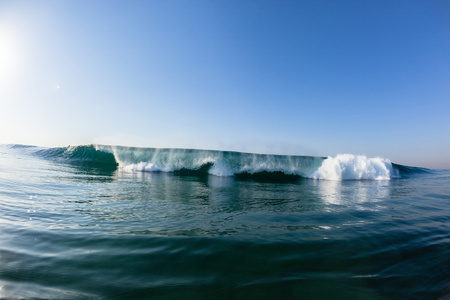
(0, 145, 449, 299)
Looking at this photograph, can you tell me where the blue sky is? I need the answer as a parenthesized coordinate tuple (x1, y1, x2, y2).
(0, 0, 449, 168)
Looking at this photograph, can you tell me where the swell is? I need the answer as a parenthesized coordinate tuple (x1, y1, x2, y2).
(391, 163, 432, 176)
(15, 144, 432, 181)
(34, 145, 118, 170)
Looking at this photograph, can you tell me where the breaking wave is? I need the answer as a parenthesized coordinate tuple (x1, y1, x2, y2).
(15, 144, 431, 181)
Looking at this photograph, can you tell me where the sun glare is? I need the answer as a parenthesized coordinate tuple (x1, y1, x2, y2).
(0, 26, 23, 85)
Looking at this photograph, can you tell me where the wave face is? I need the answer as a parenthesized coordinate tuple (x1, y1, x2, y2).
(19, 144, 429, 181)
(34, 145, 118, 169)
(96, 145, 325, 178)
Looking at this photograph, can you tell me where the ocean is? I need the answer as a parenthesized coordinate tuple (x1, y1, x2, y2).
(0, 144, 448, 299)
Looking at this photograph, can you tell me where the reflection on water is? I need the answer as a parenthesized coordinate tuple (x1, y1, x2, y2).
(52, 168, 402, 239)
(314, 179, 392, 208)
(53, 167, 405, 231)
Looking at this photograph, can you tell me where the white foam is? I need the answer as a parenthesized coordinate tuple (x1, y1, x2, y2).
(310, 154, 395, 180)
(208, 162, 234, 177)
(122, 162, 172, 173)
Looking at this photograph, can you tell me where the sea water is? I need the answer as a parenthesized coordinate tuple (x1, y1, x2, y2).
(0, 145, 448, 299)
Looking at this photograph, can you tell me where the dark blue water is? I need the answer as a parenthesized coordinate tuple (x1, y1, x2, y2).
(0, 145, 449, 299)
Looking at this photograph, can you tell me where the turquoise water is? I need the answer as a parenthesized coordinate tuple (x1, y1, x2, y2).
(0, 145, 449, 299)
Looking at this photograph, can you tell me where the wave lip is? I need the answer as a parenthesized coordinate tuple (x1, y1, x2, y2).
(310, 154, 397, 180)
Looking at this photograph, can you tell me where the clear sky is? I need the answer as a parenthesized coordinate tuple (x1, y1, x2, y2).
(0, 0, 449, 168)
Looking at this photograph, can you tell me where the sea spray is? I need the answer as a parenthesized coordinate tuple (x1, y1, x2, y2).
(96, 145, 324, 178)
